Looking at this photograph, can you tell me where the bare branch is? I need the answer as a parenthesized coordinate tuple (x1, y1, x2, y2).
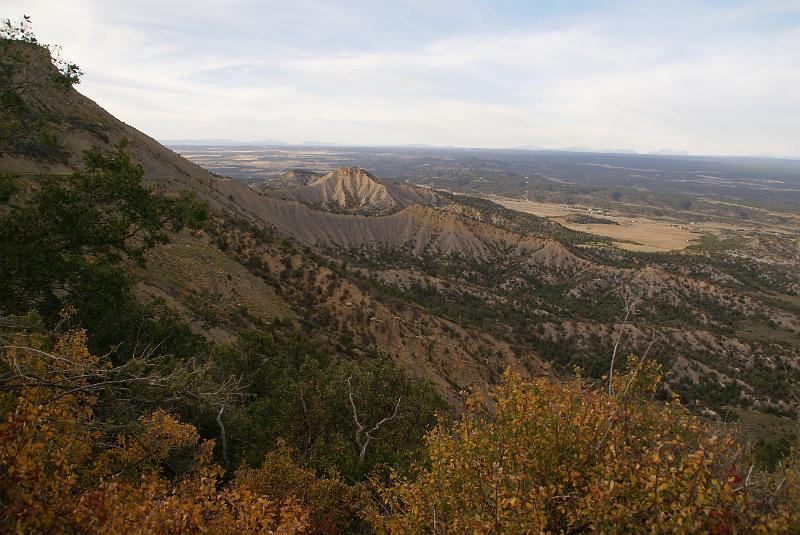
(217, 404, 229, 470)
(608, 286, 641, 395)
(346, 375, 402, 464)
(620, 331, 657, 399)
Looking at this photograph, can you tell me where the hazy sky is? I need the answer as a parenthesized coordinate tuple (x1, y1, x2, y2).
(3, 0, 799, 155)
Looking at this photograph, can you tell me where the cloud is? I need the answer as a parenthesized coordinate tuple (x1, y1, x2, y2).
(2, 0, 798, 155)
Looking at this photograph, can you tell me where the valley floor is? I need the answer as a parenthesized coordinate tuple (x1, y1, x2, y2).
(492, 197, 701, 252)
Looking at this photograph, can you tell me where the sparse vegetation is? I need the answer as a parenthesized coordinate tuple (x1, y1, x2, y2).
(1, 16, 82, 160)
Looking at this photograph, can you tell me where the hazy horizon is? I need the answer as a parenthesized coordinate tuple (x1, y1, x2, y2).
(5, 0, 800, 157)
(159, 138, 800, 160)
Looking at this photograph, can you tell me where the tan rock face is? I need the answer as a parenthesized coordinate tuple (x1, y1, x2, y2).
(267, 166, 442, 215)
(309, 167, 398, 212)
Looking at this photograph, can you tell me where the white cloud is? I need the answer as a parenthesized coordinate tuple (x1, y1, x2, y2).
(1, 0, 798, 155)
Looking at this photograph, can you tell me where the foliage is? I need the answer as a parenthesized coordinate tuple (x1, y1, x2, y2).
(235, 442, 368, 534)
(369, 361, 800, 533)
(0, 16, 82, 85)
(0, 329, 308, 534)
(213, 330, 446, 481)
(185, 289, 225, 329)
(0, 142, 208, 355)
(0, 312, 245, 453)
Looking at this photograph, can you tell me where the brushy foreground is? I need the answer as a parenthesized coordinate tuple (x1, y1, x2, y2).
(2, 331, 798, 534)
(0, 330, 308, 534)
(368, 362, 800, 534)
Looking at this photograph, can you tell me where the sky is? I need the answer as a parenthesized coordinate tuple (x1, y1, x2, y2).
(2, 0, 799, 155)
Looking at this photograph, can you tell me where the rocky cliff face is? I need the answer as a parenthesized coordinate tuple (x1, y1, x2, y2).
(267, 166, 441, 215)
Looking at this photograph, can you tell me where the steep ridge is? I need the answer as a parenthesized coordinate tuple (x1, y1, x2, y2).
(0, 42, 226, 207)
(0, 45, 549, 266)
(527, 240, 591, 271)
(0, 43, 561, 267)
(212, 178, 547, 258)
(267, 166, 441, 215)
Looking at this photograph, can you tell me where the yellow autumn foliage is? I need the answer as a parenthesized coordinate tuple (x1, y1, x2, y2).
(0, 330, 309, 534)
(4, 328, 799, 534)
(368, 361, 800, 534)
(235, 442, 368, 533)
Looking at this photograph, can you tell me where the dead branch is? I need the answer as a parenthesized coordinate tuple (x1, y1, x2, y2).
(346, 375, 401, 464)
(216, 405, 229, 469)
(620, 331, 657, 399)
(608, 286, 641, 395)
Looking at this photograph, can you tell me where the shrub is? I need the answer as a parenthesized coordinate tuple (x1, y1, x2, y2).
(0, 329, 308, 534)
(369, 361, 800, 533)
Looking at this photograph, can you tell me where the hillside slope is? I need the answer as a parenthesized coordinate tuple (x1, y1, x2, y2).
(211, 178, 543, 257)
(264, 168, 324, 189)
(0, 41, 233, 209)
(0, 40, 549, 400)
(4, 40, 799, 413)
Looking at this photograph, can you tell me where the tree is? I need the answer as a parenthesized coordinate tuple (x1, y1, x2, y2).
(212, 331, 444, 481)
(0, 141, 207, 354)
(607, 286, 642, 394)
(235, 443, 367, 534)
(347, 375, 401, 464)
